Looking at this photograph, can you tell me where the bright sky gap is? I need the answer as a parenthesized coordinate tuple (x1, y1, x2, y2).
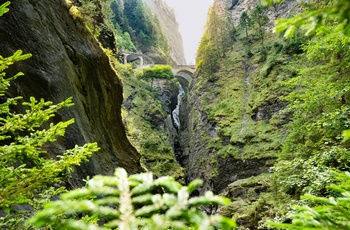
(163, 0, 214, 64)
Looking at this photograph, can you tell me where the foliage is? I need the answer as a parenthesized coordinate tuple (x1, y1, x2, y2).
(110, 0, 136, 51)
(0, 1, 10, 16)
(142, 65, 174, 80)
(77, 0, 100, 33)
(280, 30, 305, 55)
(198, 28, 289, 160)
(239, 11, 251, 39)
(274, 30, 350, 196)
(251, 5, 269, 48)
(206, 8, 235, 57)
(115, 0, 170, 56)
(75, 0, 113, 36)
(196, 33, 220, 79)
(0, 49, 98, 209)
(261, 0, 283, 6)
(68, 0, 171, 60)
(194, 1, 306, 228)
(192, 0, 350, 228)
(273, 42, 283, 54)
(117, 31, 136, 51)
(0, 96, 98, 207)
(272, 0, 350, 37)
(196, 7, 235, 78)
(249, 0, 350, 227)
(270, 171, 350, 229)
(29, 167, 237, 229)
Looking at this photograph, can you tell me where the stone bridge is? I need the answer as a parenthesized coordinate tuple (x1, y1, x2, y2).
(122, 53, 195, 88)
(172, 65, 195, 89)
(123, 52, 154, 67)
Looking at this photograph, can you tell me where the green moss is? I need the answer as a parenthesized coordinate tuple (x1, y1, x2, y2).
(227, 173, 271, 189)
(207, 137, 223, 151)
(229, 123, 245, 144)
(196, 30, 292, 161)
(209, 154, 219, 178)
(217, 145, 241, 158)
(193, 3, 338, 228)
(222, 173, 295, 229)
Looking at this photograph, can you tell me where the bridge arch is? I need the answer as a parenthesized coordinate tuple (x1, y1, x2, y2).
(172, 65, 195, 90)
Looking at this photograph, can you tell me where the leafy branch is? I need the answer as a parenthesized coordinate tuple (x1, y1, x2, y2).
(29, 168, 237, 229)
(263, 0, 350, 37)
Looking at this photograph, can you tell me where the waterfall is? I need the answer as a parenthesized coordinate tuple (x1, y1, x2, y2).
(172, 84, 185, 128)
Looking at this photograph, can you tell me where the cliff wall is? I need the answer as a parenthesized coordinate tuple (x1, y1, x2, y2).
(0, 0, 142, 187)
(143, 0, 187, 65)
(180, 0, 301, 228)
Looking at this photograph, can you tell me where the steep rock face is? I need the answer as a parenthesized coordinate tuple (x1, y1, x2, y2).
(182, 0, 300, 227)
(151, 78, 179, 153)
(0, 0, 142, 187)
(152, 79, 179, 115)
(176, 88, 190, 168)
(202, 0, 298, 189)
(180, 82, 220, 193)
(142, 0, 187, 65)
(227, 0, 299, 27)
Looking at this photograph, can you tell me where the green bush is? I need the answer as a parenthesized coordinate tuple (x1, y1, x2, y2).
(28, 168, 237, 229)
(142, 64, 174, 80)
(270, 171, 350, 229)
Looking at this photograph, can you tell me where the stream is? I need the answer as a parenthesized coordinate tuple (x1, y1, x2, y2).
(172, 84, 185, 128)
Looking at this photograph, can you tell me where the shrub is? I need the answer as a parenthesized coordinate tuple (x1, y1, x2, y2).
(270, 171, 350, 229)
(142, 65, 174, 80)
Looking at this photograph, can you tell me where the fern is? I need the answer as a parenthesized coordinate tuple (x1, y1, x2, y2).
(29, 168, 237, 229)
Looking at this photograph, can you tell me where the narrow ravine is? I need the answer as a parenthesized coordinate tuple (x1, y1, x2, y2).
(172, 84, 185, 129)
(171, 81, 188, 169)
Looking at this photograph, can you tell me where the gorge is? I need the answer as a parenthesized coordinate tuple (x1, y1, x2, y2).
(2, 0, 350, 229)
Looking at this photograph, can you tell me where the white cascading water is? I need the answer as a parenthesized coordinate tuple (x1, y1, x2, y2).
(172, 84, 185, 128)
